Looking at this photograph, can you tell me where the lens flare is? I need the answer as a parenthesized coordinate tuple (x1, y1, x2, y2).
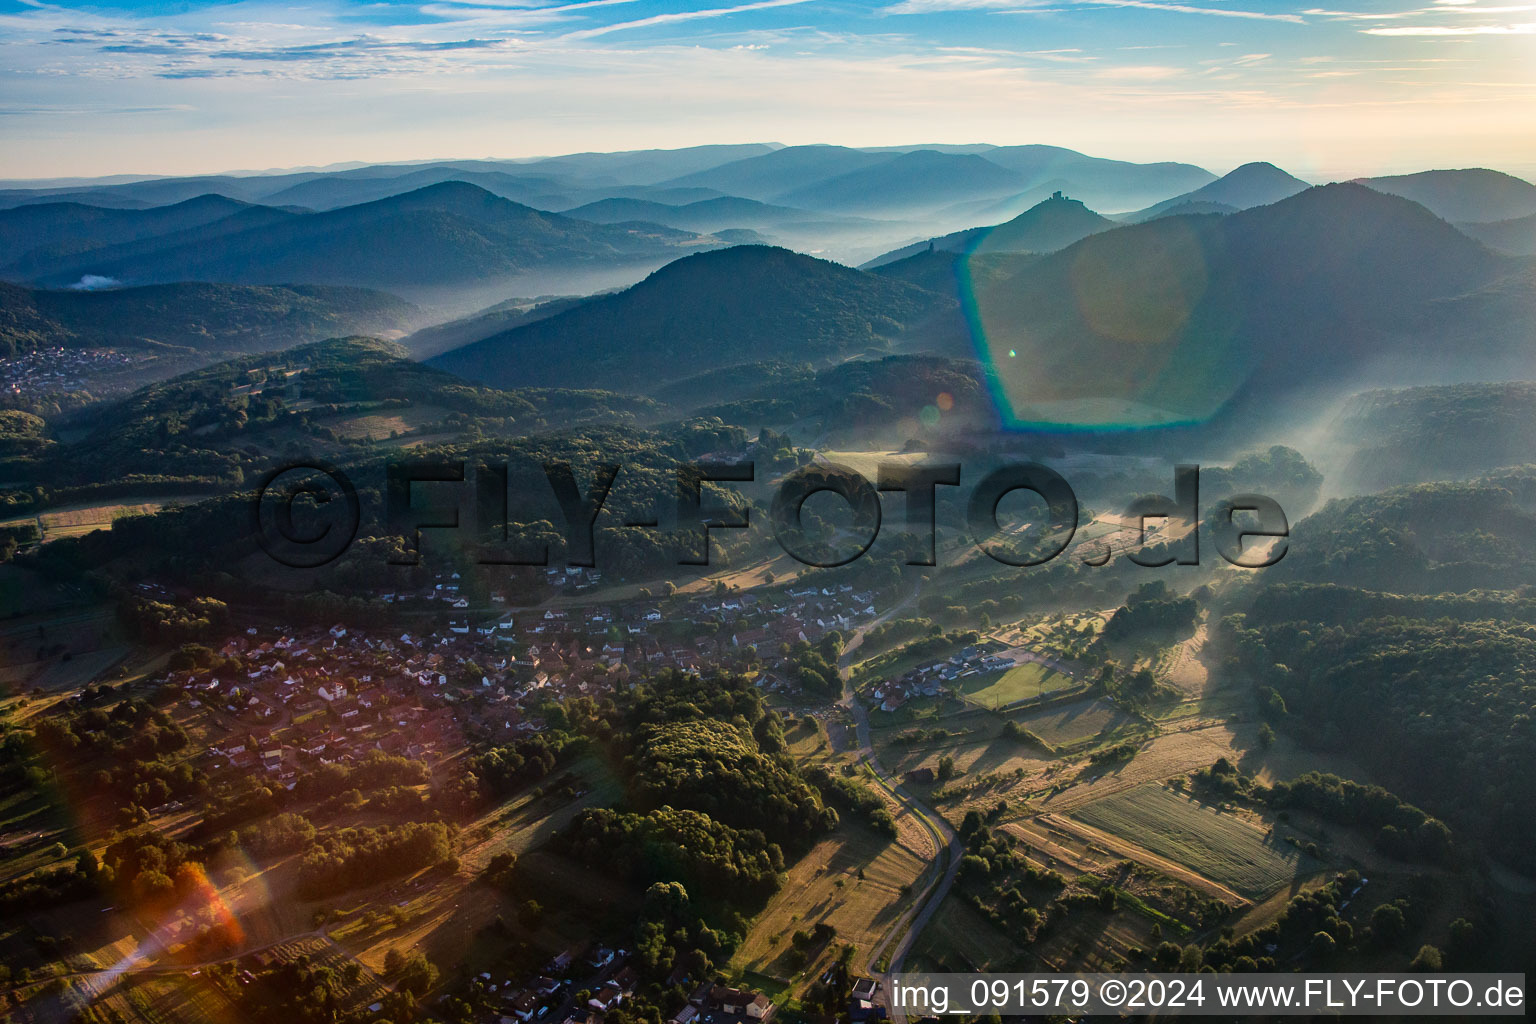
(956, 217, 1256, 431)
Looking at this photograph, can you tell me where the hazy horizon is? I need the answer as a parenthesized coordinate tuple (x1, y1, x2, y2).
(3, 0, 1533, 181)
(4, 141, 1535, 191)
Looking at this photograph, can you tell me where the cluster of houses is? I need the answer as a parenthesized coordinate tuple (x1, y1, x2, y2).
(462, 944, 776, 1024)
(154, 572, 888, 787)
(0, 346, 142, 403)
(863, 641, 1013, 713)
(673, 981, 775, 1024)
(469, 945, 641, 1024)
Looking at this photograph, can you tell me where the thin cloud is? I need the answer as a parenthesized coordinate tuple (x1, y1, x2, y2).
(884, 1, 1044, 11)
(1078, 1, 1306, 22)
(563, 0, 820, 40)
(889, 0, 1304, 18)
(1365, 21, 1536, 31)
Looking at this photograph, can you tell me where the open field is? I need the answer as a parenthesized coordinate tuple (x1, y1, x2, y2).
(1014, 814, 1246, 907)
(1009, 696, 1138, 747)
(907, 891, 1039, 973)
(1030, 719, 1238, 811)
(731, 821, 929, 981)
(322, 404, 450, 441)
(959, 661, 1075, 709)
(92, 971, 247, 1024)
(0, 496, 209, 544)
(28, 645, 130, 691)
(1071, 783, 1318, 899)
(678, 549, 812, 594)
(456, 753, 625, 876)
(816, 450, 924, 479)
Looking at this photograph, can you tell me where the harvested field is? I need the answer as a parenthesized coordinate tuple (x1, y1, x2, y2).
(732, 822, 930, 980)
(1070, 784, 1318, 899)
(1034, 719, 1243, 811)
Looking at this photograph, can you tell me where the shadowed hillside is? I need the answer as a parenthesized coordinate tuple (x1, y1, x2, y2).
(961, 183, 1522, 427)
(427, 246, 958, 392)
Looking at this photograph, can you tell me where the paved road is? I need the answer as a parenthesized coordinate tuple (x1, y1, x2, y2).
(837, 593, 963, 1024)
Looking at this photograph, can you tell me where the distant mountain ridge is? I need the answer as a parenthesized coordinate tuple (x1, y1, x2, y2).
(559, 195, 865, 234)
(10, 182, 723, 298)
(776, 150, 1023, 214)
(661, 143, 1215, 217)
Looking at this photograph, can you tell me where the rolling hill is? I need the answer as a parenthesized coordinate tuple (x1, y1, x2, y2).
(18, 182, 723, 297)
(661, 143, 1215, 219)
(398, 294, 594, 359)
(257, 168, 574, 212)
(1355, 168, 1536, 224)
(660, 145, 892, 201)
(864, 193, 1114, 267)
(0, 195, 256, 277)
(560, 195, 856, 234)
(866, 249, 1044, 296)
(962, 145, 1215, 213)
(0, 281, 418, 360)
(690, 354, 999, 438)
(1327, 382, 1536, 492)
(4, 203, 305, 284)
(35, 336, 663, 488)
(1455, 212, 1536, 256)
(1125, 162, 1309, 222)
(0, 152, 761, 214)
(776, 150, 1023, 215)
(426, 245, 958, 392)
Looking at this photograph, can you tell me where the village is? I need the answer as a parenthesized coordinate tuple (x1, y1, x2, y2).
(0, 345, 146, 405)
(403, 942, 783, 1024)
(146, 571, 885, 791)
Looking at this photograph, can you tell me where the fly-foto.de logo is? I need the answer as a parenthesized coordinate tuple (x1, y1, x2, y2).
(251, 459, 1288, 572)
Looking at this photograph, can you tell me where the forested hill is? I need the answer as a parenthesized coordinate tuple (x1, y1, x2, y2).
(0, 281, 418, 360)
(14, 182, 724, 295)
(14, 337, 662, 489)
(427, 245, 959, 393)
(1220, 585, 1536, 870)
(1328, 382, 1536, 492)
(1265, 468, 1536, 593)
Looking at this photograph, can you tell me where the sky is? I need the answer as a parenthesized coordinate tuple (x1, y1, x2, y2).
(1, 0, 1533, 181)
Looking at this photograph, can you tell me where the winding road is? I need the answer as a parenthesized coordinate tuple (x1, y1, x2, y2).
(837, 594, 963, 1024)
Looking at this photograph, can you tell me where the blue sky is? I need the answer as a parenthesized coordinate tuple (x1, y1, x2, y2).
(1, 0, 1533, 179)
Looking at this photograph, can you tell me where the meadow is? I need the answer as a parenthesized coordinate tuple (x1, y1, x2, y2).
(958, 661, 1075, 709)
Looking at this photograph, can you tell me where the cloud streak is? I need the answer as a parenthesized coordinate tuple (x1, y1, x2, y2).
(560, 0, 819, 39)
(1365, 21, 1536, 31)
